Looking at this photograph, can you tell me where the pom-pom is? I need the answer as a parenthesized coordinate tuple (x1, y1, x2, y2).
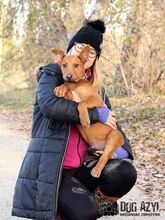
(86, 19, 106, 33)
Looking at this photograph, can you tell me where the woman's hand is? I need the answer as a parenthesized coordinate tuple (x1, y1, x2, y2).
(96, 106, 117, 129)
(108, 112, 117, 129)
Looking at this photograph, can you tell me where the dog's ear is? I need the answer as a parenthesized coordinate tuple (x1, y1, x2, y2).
(78, 45, 91, 63)
(51, 48, 65, 64)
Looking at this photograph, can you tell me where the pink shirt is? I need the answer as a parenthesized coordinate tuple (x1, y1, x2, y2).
(63, 125, 89, 169)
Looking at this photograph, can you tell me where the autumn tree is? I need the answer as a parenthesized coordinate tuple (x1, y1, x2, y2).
(0, 0, 164, 94)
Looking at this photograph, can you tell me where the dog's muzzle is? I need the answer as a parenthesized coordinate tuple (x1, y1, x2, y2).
(66, 74, 73, 81)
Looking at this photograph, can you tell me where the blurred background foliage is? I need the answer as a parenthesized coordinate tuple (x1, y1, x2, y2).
(0, 0, 165, 96)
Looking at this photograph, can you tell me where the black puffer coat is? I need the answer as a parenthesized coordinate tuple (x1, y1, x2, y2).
(12, 64, 133, 220)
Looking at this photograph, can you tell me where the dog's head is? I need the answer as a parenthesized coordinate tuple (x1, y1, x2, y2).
(52, 46, 90, 82)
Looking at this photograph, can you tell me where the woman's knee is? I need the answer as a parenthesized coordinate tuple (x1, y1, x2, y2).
(58, 177, 99, 220)
(59, 196, 99, 220)
(99, 159, 137, 197)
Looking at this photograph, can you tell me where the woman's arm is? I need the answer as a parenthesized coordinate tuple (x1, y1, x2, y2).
(36, 64, 99, 124)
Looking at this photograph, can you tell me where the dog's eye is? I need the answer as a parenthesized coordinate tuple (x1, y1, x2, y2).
(63, 64, 67, 68)
(74, 64, 79, 68)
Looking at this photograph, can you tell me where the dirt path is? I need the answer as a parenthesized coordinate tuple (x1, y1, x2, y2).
(0, 116, 164, 220)
(0, 118, 28, 220)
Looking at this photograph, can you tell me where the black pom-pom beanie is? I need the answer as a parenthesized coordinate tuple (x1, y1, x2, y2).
(67, 19, 106, 58)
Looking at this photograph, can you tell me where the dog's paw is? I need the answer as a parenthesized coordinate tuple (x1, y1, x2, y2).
(80, 117, 90, 127)
(91, 166, 102, 178)
(54, 85, 66, 97)
(78, 103, 91, 127)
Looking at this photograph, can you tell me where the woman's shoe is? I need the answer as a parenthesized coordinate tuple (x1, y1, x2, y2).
(95, 189, 119, 217)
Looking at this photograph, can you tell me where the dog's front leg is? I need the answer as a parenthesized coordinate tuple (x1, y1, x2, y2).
(54, 84, 69, 97)
(78, 95, 104, 127)
(78, 101, 90, 127)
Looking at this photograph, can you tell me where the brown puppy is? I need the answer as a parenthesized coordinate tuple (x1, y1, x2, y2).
(52, 46, 124, 178)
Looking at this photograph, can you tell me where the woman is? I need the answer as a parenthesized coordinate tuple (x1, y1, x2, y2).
(12, 19, 137, 220)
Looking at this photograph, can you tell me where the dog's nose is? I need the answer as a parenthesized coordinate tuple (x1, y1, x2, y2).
(66, 74, 73, 81)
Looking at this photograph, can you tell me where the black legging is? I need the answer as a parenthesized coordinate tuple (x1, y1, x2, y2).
(58, 159, 137, 220)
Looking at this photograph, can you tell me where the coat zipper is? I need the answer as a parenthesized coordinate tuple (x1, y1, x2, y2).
(53, 124, 71, 219)
(77, 133, 82, 166)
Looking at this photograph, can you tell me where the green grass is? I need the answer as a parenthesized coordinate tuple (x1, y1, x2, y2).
(110, 94, 165, 140)
(135, 107, 156, 120)
(0, 88, 35, 112)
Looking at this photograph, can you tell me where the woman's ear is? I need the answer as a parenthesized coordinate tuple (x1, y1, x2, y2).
(78, 45, 91, 63)
(51, 48, 65, 64)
